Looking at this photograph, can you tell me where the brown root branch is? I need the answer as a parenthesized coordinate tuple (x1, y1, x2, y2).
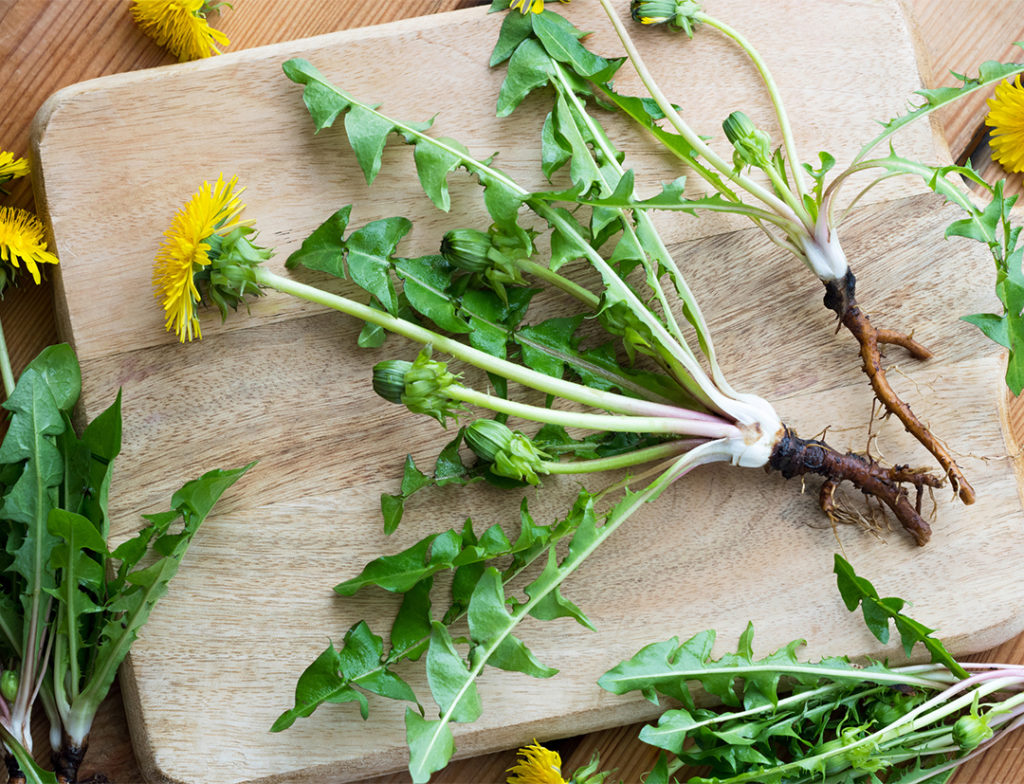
(769, 425, 944, 546)
(823, 271, 975, 505)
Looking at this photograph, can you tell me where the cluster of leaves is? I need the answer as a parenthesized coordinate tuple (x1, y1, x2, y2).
(598, 557, 1006, 783)
(273, 490, 606, 782)
(270, 5, 807, 778)
(0, 345, 250, 783)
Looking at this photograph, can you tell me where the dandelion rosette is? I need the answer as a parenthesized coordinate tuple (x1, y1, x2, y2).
(986, 74, 1024, 173)
(153, 175, 269, 343)
(0, 207, 59, 288)
(130, 0, 230, 62)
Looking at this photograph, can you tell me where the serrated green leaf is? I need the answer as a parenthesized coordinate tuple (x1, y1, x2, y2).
(833, 555, 967, 678)
(413, 137, 469, 212)
(496, 38, 555, 117)
(335, 534, 443, 596)
(381, 493, 406, 536)
(858, 52, 1024, 161)
(467, 568, 557, 678)
(395, 256, 470, 334)
(426, 621, 482, 723)
(489, 6, 534, 66)
(638, 708, 704, 755)
(541, 110, 571, 181)
(406, 708, 456, 784)
(525, 548, 595, 630)
(391, 578, 433, 659)
(271, 639, 367, 731)
(345, 216, 411, 315)
(285, 206, 352, 275)
(282, 58, 352, 131)
(962, 313, 1009, 350)
(344, 104, 396, 185)
(531, 11, 618, 80)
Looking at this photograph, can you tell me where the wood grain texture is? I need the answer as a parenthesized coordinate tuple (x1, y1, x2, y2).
(1, 0, 1023, 782)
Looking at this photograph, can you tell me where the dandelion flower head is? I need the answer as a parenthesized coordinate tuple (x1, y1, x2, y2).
(986, 74, 1024, 174)
(0, 207, 59, 286)
(507, 742, 567, 784)
(153, 175, 245, 342)
(131, 0, 230, 62)
(510, 0, 569, 14)
(0, 151, 30, 184)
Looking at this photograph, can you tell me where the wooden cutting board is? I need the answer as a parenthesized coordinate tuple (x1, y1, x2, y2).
(29, 1, 1024, 782)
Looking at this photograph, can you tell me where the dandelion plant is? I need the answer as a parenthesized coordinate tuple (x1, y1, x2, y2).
(505, 0, 1024, 505)
(143, 0, 997, 771)
(0, 342, 250, 784)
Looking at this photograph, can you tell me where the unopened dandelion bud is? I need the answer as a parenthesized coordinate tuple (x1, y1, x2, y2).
(441, 228, 493, 273)
(403, 350, 463, 424)
(372, 360, 414, 404)
(723, 110, 772, 171)
(1, 670, 18, 702)
(465, 419, 514, 463)
(630, 0, 702, 36)
(953, 713, 994, 750)
(466, 419, 549, 485)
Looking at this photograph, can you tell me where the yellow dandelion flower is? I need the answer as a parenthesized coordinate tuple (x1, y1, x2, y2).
(0, 151, 30, 184)
(510, 0, 569, 14)
(130, 0, 230, 62)
(0, 207, 59, 286)
(507, 742, 567, 784)
(153, 175, 245, 342)
(986, 75, 1024, 174)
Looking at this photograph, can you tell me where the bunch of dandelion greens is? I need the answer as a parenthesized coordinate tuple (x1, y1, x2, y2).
(0, 341, 250, 784)
(537, 556, 1024, 784)
(147, 10, 986, 777)
(512, 0, 1024, 507)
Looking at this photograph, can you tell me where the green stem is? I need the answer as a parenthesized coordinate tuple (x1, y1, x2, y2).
(541, 438, 703, 474)
(447, 383, 740, 438)
(695, 12, 811, 208)
(253, 267, 712, 421)
(593, 0, 805, 224)
(0, 313, 15, 400)
(516, 259, 600, 309)
(307, 75, 728, 412)
(549, 63, 692, 352)
(422, 444, 717, 767)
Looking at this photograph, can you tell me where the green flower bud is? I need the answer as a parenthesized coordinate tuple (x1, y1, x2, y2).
(372, 360, 414, 404)
(630, 0, 702, 36)
(1, 670, 18, 702)
(402, 349, 464, 425)
(440, 228, 493, 273)
(465, 419, 550, 485)
(953, 713, 994, 751)
(722, 110, 773, 171)
(440, 226, 529, 304)
(809, 726, 878, 775)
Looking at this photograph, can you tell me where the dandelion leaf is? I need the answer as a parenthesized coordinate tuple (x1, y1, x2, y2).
(284, 205, 352, 276)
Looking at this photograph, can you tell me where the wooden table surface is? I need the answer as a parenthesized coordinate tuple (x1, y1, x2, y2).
(2, 1, 1023, 782)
